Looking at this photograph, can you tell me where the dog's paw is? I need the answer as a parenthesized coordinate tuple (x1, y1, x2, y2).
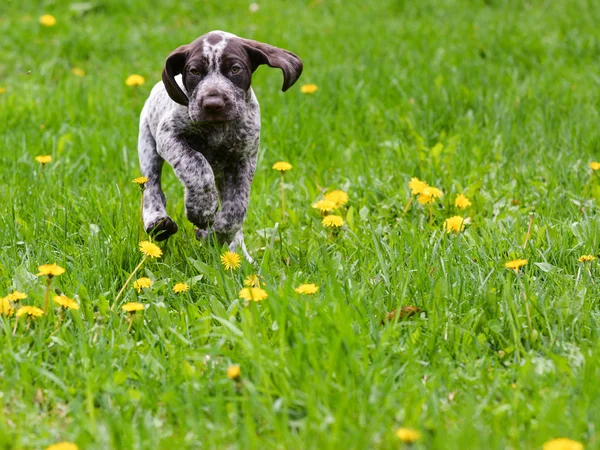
(146, 216, 178, 241)
(212, 215, 240, 244)
(195, 227, 233, 245)
(184, 189, 218, 229)
(195, 228, 211, 241)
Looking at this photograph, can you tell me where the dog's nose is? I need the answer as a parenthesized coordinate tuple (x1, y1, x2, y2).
(202, 96, 226, 112)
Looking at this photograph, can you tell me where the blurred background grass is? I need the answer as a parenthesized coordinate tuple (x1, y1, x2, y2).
(1, 0, 600, 449)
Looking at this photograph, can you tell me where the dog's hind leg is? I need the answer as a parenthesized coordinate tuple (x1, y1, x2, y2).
(138, 120, 178, 241)
(229, 229, 254, 264)
(155, 119, 219, 236)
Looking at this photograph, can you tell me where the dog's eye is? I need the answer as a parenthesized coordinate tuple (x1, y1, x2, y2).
(189, 67, 200, 76)
(230, 65, 241, 75)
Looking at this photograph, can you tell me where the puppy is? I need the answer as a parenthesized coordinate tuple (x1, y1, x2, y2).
(137, 31, 302, 258)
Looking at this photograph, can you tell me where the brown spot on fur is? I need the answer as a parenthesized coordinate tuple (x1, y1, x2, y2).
(206, 33, 223, 45)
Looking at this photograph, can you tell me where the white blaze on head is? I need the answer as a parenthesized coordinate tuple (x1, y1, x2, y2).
(204, 31, 236, 71)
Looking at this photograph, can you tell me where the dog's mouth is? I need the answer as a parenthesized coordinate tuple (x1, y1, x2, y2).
(188, 119, 230, 128)
(189, 113, 236, 126)
(202, 118, 234, 124)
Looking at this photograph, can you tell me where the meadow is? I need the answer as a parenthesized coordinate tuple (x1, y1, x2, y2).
(1, 0, 600, 448)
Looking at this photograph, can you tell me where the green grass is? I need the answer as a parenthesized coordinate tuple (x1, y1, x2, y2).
(2, 0, 600, 448)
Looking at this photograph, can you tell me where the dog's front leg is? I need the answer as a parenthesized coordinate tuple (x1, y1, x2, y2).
(156, 123, 219, 233)
(139, 121, 178, 241)
(213, 153, 257, 245)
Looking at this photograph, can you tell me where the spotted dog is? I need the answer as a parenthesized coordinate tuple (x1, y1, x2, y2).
(138, 31, 302, 258)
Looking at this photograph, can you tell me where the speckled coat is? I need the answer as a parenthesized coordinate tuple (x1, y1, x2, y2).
(137, 31, 302, 258)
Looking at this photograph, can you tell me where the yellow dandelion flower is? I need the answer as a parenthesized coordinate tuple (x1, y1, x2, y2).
(39, 15, 56, 27)
(132, 176, 149, 185)
(408, 177, 428, 195)
(16, 306, 44, 318)
(578, 255, 596, 263)
(125, 74, 145, 87)
(0, 297, 12, 316)
(543, 438, 584, 450)
(220, 251, 241, 270)
(35, 155, 52, 165)
(173, 282, 189, 294)
(312, 199, 336, 212)
(589, 162, 600, 171)
(295, 283, 319, 294)
(0, 87, 6, 95)
(239, 287, 268, 302)
(122, 302, 145, 312)
(71, 67, 85, 77)
(53, 295, 79, 310)
(133, 277, 153, 292)
(139, 240, 162, 258)
(300, 84, 318, 94)
(395, 427, 421, 443)
(324, 190, 349, 208)
(37, 263, 65, 277)
(46, 442, 79, 450)
(6, 291, 27, 301)
(417, 193, 431, 204)
(322, 215, 344, 228)
(504, 259, 528, 270)
(455, 194, 472, 209)
(443, 216, 466, 233)
(227, 364, 241, 380)
(272, 161, 292, 172)
(417, 186, 443, 205)
(239, 288, 252, 300)
(428, 186, 443, 198)
(243, 274, 262, 287)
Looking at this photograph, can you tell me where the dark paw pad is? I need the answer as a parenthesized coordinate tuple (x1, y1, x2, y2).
(146, 217, 178, 241)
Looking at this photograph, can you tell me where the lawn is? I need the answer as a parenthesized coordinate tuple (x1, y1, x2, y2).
(1, 0, 600, 449)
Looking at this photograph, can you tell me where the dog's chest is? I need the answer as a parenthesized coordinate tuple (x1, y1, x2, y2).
(183, 124, 257, 170)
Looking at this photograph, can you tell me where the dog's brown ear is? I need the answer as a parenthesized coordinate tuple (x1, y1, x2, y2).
(162, 45, 190, 106)
(240, 39, 303, 92)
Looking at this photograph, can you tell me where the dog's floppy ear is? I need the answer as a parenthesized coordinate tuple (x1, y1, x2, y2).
(162, 45, 190, 106)
(240, 39, 303, 92)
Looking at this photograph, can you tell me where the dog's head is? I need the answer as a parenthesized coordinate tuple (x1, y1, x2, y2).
(162, 31, 303, 124)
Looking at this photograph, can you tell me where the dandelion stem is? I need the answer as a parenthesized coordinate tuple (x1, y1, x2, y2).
(522, 214, 534, 249)
(429, 205, 433, 225)
(517, 273, 533, 338)
(114, 255, 148, 306)
(140, 194, 145, 238)
(56, 309, 64, 330)
(12, 317, 19, 335)
(402, 196, 414, 213)
(43, 277, 52, 312)
(586, 265, 596, 286)
(280, 174, 285, 222)
(127, 316, 134, 332)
